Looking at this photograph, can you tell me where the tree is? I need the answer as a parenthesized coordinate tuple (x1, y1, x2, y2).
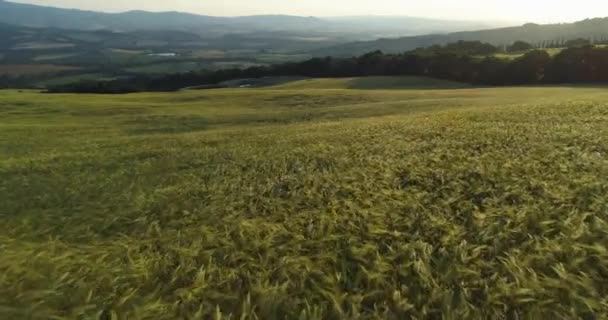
(508, 41, 533, 52)
(46, 43, 608, 93)
(506, 50, 551, 84)
(443, 40, 498, 55)
(565, 38, 591, 48)
(549, 46, 608, 82)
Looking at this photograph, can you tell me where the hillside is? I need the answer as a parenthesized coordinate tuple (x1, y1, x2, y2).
(2, 82, 608, 318)
(0, 23, 323, 85)
(319, 18, 608, 56)
(0, 1, 323, 35)
(265, 76, 471, 90)
(0, 1, 498, 37)
(0, 22, 337, 54)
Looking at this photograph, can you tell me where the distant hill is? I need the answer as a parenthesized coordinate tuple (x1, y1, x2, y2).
(324, 16, 500, 37)
(0, 22, 351, 59)
(318, 18, 608, 56)
(0, 1, 499, 38)
(0, 1, 323, 35)
(0, 22, 204, 50)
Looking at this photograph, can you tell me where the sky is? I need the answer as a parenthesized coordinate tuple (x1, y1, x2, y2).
(10, 0, 608, 23)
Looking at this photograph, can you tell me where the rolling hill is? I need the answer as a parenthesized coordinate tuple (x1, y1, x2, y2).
(0, 1, 324, 36)
(0, 0, 508, 86)
(2, 81, 608, 319)
(0, 0, 499, 38)
(319, 18, 608, 56)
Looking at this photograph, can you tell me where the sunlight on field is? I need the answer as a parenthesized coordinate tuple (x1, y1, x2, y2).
(492, 47, 565, 60)
(270, 76, 471, 90)
(1, 83, 608, 319)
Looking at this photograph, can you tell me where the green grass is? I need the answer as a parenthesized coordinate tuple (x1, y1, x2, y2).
(492, 48, 565, 60)
(1, 82, 608, 319)
(492, 53, 525, 60)
(271, 76, 471, 90)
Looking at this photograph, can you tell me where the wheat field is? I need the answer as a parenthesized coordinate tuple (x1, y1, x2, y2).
(1, 78, 608, 319)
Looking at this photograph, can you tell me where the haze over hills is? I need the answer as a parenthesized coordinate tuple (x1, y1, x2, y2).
(319, 18, 608, 56)
(2, 0, 607, 60)
(0, 0, 500, 38)
(2, 0, 608, 90)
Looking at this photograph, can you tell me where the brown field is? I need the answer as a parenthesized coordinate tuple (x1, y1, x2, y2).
(191, 49, 226, 59)
(0, 64, 81, 76)
(109, 48, 145, 55)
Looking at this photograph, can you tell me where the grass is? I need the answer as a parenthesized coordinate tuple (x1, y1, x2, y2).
(492, 48, 564, 60)
(1, 79, 608, 319)
(492, 53, 525, 60)
(271, 76, 471, 90)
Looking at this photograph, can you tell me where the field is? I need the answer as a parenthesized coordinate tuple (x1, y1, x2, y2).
(33, 53, 80, 62)
(1, 77, 608, 319)
(125, 62, 207, 75)
(271, 77, 471, 90)
(11, 42, 76, 50)
(0, 64, 81, 76)
(491, 48, 565, 60)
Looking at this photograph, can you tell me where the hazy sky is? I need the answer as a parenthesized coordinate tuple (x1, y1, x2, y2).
(10, 0, 608, 23)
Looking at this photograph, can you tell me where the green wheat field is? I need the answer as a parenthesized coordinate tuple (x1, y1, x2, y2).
(1, 77, 608, 319)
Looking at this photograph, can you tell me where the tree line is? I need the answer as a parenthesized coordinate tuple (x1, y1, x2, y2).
(47, 41, 608, 93)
